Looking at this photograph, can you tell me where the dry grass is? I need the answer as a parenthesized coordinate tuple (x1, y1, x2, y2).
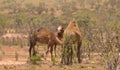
(0, 45, 108, 70)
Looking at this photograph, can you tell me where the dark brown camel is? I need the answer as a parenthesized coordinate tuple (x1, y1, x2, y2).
(29, 27, 63, 59)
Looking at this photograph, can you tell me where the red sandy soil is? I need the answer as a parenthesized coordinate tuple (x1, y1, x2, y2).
(0, 45, 108, 70)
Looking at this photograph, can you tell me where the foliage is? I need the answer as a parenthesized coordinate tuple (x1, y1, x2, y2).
(61, 34, 73, 65)
(0, 14, 9, 27)
(30, 55, 41, 64)
(0, 0, 120, 68)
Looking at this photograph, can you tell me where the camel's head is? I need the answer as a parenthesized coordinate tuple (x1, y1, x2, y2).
(69, 18, 77, 27)
(56, 26, 64, 40)
(57, 26, 63, 32)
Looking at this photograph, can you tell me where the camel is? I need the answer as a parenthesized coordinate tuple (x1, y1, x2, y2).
(61, 19, 82, 65)
(29, 27, 63, 59)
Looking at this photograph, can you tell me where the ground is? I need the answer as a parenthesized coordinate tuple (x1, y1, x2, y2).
(0, 45, 107, 70)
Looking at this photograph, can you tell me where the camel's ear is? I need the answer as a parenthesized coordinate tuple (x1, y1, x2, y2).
(71, 18, 76, 24)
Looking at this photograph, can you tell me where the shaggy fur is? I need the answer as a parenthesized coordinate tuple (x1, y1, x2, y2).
(61, 19, 82, 64)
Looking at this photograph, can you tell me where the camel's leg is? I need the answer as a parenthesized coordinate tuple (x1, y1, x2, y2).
(46, 44, 50, 56)
(77, 41, 82, 63)
(54, 44, 57, 57)
(61, 49, 64, 64)
(30, 40, 36, 56)
(29, 40, 36, 60)
(33, 45, 36, 56)
(70, 46, 73, 64)
(29, 46, 32, 58)
(50, 45, 53, 57)
(61, 45, 66, 64)
(45, 42, 51, 60)
(29, 41, 34, 57)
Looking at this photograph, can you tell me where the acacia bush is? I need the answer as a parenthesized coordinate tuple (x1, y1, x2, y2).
(61, 34, 73, 65)
(79, 20, 120, 70)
